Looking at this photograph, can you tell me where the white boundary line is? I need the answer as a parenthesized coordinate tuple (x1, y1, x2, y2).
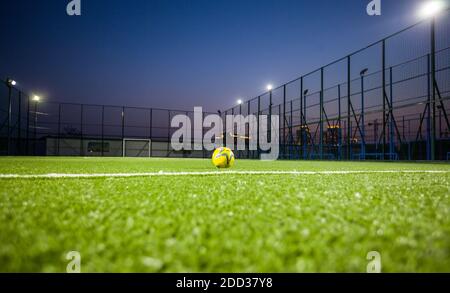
(0, 170, 448, 179)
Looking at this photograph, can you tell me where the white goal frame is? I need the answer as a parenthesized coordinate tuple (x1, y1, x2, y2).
(122, 138, 152, 157)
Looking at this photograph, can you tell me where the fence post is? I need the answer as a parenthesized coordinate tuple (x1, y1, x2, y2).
(80, 104, 84, 156)
(121, 106, 125, 140)
(426, 54, 431, 160)
(361, 73, 366, 160)
(57, 103, 61, 156)
(7, 84, 12, 155)
(279, 104, 281, 158)
(149, 108, 152, 157)
(300, 77, 303, 159)
(167, 110, 171, 156)
(101, 106, 105, 157)
(320, 67, 324, 160)
(389, 67, 394, 159)
(283, 85, 286, 158)
(17, 92, 22, 155)
(257, 97, 260, 158)
(223, 110, 227, 148)
(382, 39, 386, 159)
(338, 84, 342, 160)
(303, 82, 307, 160)
(290, 99, 293, 159)
(247, 100, 251, 159)
(430, 18, 436, 160)
(347, 56, 351, 160)
(33, 101, 38, 155)
(26, 95, 30, 155)
(269, 90, 272, 147)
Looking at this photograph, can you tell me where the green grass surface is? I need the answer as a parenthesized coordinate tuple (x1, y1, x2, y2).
(0, 157, 449, 272)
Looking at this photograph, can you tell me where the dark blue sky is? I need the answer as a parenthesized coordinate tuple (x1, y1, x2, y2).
(0, 0, 429, 111)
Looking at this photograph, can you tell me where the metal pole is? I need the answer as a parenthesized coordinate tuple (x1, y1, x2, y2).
(34, 102, 37, 155)
(257, 96, 260, 158)
(101, 106, 105, 157)
(26, 96, 30, 155)
(121, 107, 125, 139)
(320, 67, 324, 160)
(303, 89, 307, 159)
(430, 18, 436, 160)
(403, 115, 406, 159)
(269, 90, 272, 144)
(80, 104, 84, 156)
(361, 75, 365, 160)
(279, 104, 281, 158)
(239, 103, 242, 158)
(300, 78, 303, 157)
(290, 100, 293, 159)
(347, 56, 351, 160)
(382, 39, 386, 159)
(374, 120, 378, 151)
(122, 107, 125, 156)
(224, 110, 227, 148)
(283, 85, 286, 158)
(7, 85, 12, 155)
(57, 103, 61, 156)
(427, 54, 431, 160)
(247, 100, 251, 159)
(167, 110, 171, 156)
(17, 92, 22, 154)
(338, 84, 342, 160)
(389, 67, 394, 159)
(149, 108, 152, 157)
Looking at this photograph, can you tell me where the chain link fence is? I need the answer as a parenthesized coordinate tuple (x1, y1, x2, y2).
(1, 11, 449, 160)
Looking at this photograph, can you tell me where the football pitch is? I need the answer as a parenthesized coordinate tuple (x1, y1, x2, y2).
(0, 157, 449, 272)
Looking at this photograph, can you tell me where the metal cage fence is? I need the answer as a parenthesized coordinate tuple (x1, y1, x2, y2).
(1, 11, 449, 160)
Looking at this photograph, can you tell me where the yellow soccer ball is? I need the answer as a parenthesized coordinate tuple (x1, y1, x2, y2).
(212, 147, 235, 168)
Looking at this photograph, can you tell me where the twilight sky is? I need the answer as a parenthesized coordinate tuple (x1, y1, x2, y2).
(0, 0, 431, 111)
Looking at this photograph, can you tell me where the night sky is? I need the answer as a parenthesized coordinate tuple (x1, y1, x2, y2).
(0, 0, 430, 111)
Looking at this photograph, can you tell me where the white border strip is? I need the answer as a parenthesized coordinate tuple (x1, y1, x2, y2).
(0, 170, 448, 179)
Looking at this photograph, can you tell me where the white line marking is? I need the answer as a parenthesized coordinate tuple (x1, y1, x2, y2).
(0, 170, 448, 179)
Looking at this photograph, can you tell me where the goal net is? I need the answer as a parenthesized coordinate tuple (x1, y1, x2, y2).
(122, 139, 151, 157)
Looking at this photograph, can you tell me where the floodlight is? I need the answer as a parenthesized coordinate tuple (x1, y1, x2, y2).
(7, 78, 16, 86)
(418, 1, 446, 19)
(237, 99, 243, 105)
(32, 95, 41, 102)
(303, 89, 309, 96)
(266, 84, 273, 91)
(360, 68, 368, 76)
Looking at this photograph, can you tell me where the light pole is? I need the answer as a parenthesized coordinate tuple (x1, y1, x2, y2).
(267, 85, 273, 144)
(360, 68, 368, 160)
(418, 1, 447, 160)
(6, 78, 16, 155)
(32, 95, 41, 155)
(303, 89, 309, 159)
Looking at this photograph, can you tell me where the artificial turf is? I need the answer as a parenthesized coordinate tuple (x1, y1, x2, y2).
(0, 157, 449, 272)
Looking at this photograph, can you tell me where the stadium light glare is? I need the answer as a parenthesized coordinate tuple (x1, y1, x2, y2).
(418, 1, 447, 19)
(32, 95, 41, 102)
(237, 99, 243, 105)
(7, 78, 16, 86)
(266, 84, 273, 91)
